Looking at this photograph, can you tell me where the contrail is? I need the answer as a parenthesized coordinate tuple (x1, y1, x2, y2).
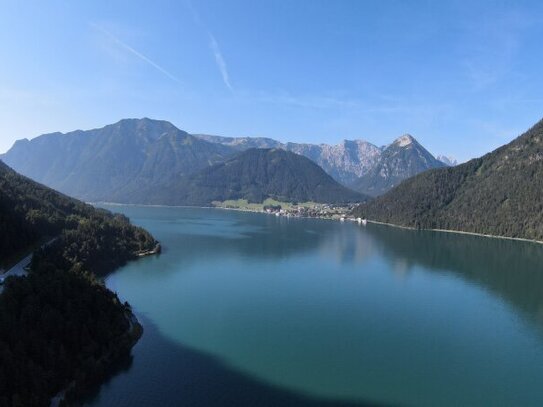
(186, 1, 234, 92)
(91, 23, 183, 85)
(208, 33, 233, 91)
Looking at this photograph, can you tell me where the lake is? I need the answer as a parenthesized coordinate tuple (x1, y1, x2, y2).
(88, 205, 543, 406)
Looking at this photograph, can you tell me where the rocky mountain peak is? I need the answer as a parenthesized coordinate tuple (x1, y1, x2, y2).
(393, 134, 415, 147)
(352, 133, 445, 196)
(436, 155, 458, 166)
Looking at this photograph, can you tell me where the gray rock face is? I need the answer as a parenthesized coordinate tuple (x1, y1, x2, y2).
(285, 140, 382, 185)
(436, 155, 458, 166)
(192, 134, 282, 150)
(351, 134, 446, 196)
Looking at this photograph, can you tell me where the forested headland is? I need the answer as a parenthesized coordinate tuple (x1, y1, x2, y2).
(0, 160, 157, 407)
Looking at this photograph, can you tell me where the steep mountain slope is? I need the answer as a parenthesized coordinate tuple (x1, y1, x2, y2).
(134, 148, 367, 205)
(352, 135, 446, 196)
(1, 118, 235, 201)
(353, 119, 543, 241)
(0, 160, 155, 267)
(193, 134, 282, 150)
(285, 140, 382, 185)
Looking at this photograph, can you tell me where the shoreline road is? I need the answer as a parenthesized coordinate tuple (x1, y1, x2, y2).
(0, 252, 31, 294)
(0, 238, 57, 294)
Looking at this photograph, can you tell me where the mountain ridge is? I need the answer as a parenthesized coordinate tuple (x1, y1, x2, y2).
(2, 118, 448, 202)
(122, 148, 367, 205)
(1, 118, 236, 201)
(353, 118, 543, 241)
(192, 131, 444, 189)
(192, 134, 383, 185)
(351, 134, 446, 196)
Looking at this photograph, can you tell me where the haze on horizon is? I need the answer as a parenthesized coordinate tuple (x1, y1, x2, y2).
(1, 0, 543, 162)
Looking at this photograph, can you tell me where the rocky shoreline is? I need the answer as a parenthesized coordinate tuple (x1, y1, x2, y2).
(137, 242, 162, 257)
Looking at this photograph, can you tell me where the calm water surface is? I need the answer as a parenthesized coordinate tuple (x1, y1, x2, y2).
(88, 206, 543, 406)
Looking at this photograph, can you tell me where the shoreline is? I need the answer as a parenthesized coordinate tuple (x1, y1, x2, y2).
(366, 219, 543, 245)
(51, 308, 143, 407)
(94, 201, 349, 221)
(96, 201, 543, 246)
(93, 201, 215, 209)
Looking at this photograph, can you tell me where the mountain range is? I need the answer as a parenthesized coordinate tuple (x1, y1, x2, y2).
(353, 118, 543, 241)
(0, 118, 448, 203)
(194, 132, 447, 191)
(195, 134, 384, 185)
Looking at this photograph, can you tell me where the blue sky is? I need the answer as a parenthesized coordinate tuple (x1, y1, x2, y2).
(0, 0, 542, 161)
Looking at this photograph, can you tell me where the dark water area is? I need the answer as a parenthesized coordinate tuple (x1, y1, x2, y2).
(87, 205, 543, 406)
(86, 314, 383, 407)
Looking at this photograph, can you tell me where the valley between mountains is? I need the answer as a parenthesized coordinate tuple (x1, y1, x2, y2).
(1, 116, 543, 407)
(2, 116, 542, 242)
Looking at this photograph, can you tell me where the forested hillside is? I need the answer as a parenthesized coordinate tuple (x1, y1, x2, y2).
(130, 148, 367, 205)
(0, 160, 154, 266)
(0, 161, 157, 406)
(353, 119, 543, 241)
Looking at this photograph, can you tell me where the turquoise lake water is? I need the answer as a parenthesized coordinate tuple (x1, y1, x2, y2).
(88, 205, 543, 406)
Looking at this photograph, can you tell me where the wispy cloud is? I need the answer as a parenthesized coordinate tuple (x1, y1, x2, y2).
(90, 23, 183, 85)
(186, 1, 234, 92)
